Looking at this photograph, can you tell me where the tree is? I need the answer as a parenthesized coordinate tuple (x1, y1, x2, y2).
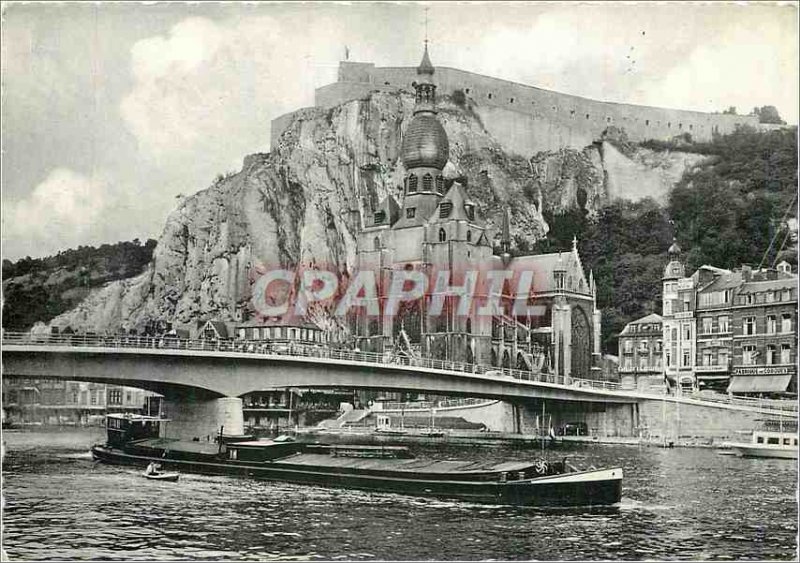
(722, 106, 737, 115)
(752, 105, 785, 125)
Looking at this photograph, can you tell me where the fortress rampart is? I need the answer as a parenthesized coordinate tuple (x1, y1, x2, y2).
(271, 61, 761, 155)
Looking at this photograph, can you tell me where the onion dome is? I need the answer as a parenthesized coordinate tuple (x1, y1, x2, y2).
(401, 114, 449, 170)
(418, 43, 434, 76)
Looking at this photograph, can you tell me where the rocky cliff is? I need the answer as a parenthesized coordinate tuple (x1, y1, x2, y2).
(49, 91, 707, 333)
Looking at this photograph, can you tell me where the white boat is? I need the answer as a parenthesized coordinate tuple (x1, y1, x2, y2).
(726, 430, 798, 459)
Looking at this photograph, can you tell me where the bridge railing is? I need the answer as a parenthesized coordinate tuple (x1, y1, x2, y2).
(2, 330, 623, 394)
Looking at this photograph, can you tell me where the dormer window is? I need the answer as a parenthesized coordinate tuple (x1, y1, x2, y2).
(435, 176, 444, 194)
(373, 211, 386, 224)
(439, 202, 453, 218)
(408, 175, 418, 193)
(555, 271, 565, 290)
(423, 173, 433, 192)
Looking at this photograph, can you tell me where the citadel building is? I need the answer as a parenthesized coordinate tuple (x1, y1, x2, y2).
(272, 55, 763, 156)
(352, 46, 602, 381)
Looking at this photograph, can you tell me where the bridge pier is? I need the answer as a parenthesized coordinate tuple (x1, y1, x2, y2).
(161, 397, 245, 442)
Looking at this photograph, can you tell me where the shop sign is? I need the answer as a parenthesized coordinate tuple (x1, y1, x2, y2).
(732, 366, 796, 376)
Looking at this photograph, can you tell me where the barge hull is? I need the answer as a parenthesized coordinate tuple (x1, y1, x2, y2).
(91, 445, 622, 507)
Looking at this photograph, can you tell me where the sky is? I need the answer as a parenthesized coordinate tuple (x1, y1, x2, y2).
(2, 1, 798, 260)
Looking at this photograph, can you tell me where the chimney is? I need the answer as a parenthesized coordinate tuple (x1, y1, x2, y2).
(741, 264, 752, 282)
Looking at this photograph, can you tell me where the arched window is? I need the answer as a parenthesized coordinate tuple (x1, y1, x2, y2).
(423, 173, 433, 192)
(373, 236, 381, 251)
(466, 230, 472, 242)
(438, 228, 446, 242)
(435, 175, 444, 194)
(408, 175, 418, 193)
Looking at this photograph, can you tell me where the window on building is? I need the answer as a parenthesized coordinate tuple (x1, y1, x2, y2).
(742, 345, 756, 365)
(664, 300, 672, 315)
(683, 324, 691, 341)
(766, 291, 775, 303)
(744, 317, 756, 335)
(639, 356, 648, 370)
(624, 340, 633, 353)
(423, 173, 433, 192)
(655, 340, 663, 353)
(767, 315, 777, 334)
(781, 344, 791, 364)
(374, 211, 386, 224)
(719, 316, 730, 333)
(702, 318, 713, 334)
(639, 340, 649, 351)
(683, 299, 691, 312)
(781, 313, 792, 332)
(238, 328, 245, 339)
(465, 204, 475, 221)
(435, 176, 445, 194)
(682, 350, 691, 367)
(719, 348, 729, 367)
(766, 345, 776, 365)
(439, 202, 452, 218)
(782, 289, 792, 301)
(406, 208, 416, 219)
(702, 351, 714, 366)
(374, 236, 381, 251)
(645, 119, 650, 126)
(666, 351, 672, 367)
(671, 328, 678, 341)
(746, 294, 753, 305)
(408, 175, 418, 193)
(438, 228, 446, 243)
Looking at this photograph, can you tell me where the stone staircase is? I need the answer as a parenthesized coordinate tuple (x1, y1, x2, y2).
(317, 408, 370, 429)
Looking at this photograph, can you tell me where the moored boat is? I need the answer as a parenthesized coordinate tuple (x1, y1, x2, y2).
(726, 429, 798, 459)
(92, 413, 623, 507)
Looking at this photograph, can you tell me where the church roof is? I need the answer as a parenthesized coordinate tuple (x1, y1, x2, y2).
(506, 251, 590, 295)
(401, 113, 449, 170)
(430, 182, 479, 224)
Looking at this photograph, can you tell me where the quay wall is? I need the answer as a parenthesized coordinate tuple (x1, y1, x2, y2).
(519, 398, 772, 444)
(272, 61, 761, 154)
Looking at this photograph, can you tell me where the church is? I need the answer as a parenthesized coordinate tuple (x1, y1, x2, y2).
(352, 46, 602, 381)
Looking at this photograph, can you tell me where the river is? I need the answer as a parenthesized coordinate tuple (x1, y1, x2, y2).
(2, 428, 797, 560)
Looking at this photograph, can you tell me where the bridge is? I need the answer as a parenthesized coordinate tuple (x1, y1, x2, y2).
(3, 331, 795, 440)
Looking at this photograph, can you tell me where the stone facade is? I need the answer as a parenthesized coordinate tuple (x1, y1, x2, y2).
(617, 313, 664, 392)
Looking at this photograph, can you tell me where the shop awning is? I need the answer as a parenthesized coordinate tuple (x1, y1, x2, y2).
(727, 374, 793, 393)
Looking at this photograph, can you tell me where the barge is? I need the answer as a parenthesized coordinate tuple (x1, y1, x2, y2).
(91, 414, 623, 507)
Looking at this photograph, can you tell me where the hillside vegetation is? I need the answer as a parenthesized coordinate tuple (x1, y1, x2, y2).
(536, 125, 798, 352)
(2, 239, 157, 330)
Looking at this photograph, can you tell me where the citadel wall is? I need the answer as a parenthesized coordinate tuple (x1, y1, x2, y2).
(271, 61, 761, 155)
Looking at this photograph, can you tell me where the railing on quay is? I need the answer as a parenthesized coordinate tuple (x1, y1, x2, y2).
(1, 330, 620, 392)
(371, 397, 496, 412)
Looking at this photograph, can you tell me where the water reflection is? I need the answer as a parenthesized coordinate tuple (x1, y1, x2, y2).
(3, 429, 797, 561)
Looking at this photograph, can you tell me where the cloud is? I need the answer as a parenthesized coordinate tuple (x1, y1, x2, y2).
(2, 168, 130, 259)
(119, 15, 345, 162)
